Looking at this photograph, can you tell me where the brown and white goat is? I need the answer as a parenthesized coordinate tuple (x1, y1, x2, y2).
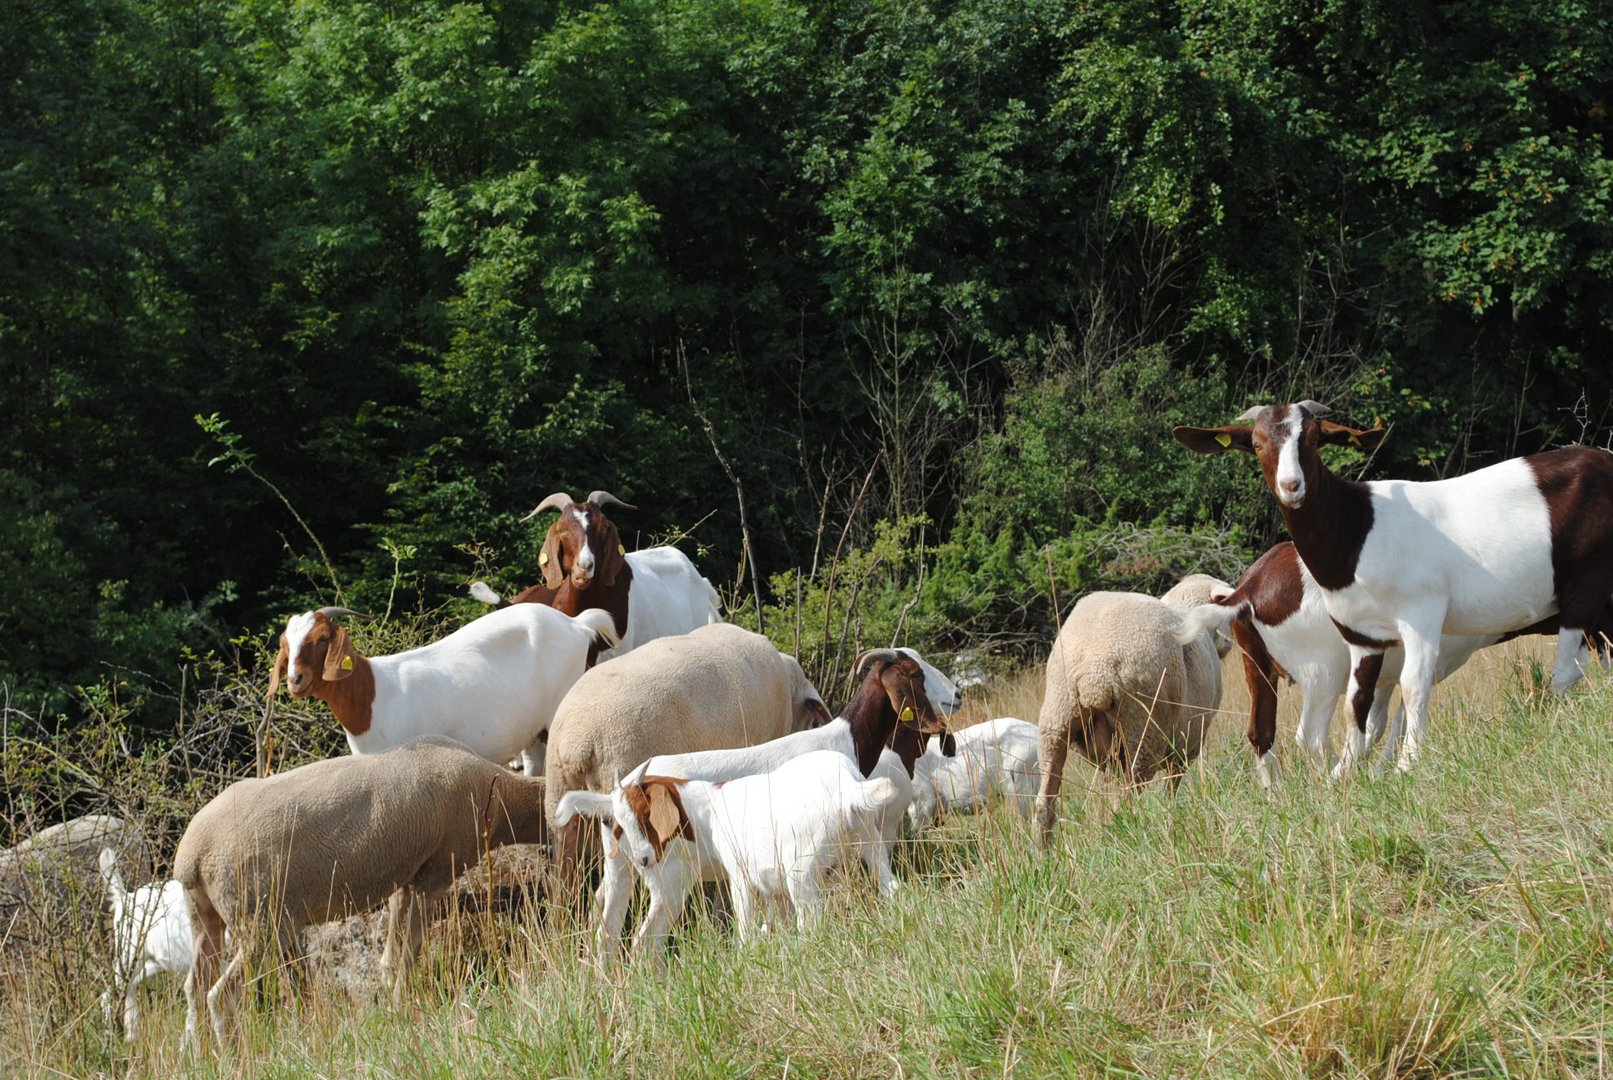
(1175, 401, 1613, 773)
(469, 490, 720, 665)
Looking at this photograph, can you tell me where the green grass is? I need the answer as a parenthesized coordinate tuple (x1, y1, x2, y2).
(5, 641, 1611, 1078)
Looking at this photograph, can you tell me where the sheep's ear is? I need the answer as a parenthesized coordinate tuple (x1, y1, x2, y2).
(322, 625, 356, 681)
(540, 528, 565, 589)
(597, 517, 625, 588)
(645, 783, 686, 848)
(267, 637, 288, 698)
(1318, 420, 1386, 451)
(1172, 425, 1254, 455)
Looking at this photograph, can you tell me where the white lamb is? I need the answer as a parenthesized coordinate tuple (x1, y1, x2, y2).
(907, 717, 1040, 831)
(97, 848, 194, 1041)
(556, 751, 904, 946)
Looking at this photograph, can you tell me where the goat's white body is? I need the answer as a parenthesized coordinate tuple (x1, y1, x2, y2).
(908, 718, 1039, 829)
(606, 547, 723, 661)
(98, 850, 194, 1041)
(558, 750, 902, 953)
(328, 605, 617, 773)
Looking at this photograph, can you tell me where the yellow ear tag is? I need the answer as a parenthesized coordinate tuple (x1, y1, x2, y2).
(618, 545, 625, 556)
(341, 656, 354, 671)
(539, 551, 549, 566)
(901, 706, 914, 723)
(1215, 433, 1232, 447)
(1349, 434, 1361, 447)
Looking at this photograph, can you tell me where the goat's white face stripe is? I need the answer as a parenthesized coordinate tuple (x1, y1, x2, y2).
(1273, 407, 1307, 508)
(573, 508, 595, 575)
(283, 612, 317, 682)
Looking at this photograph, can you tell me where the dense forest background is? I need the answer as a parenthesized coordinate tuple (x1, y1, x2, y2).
(5, 0, 1612, 730)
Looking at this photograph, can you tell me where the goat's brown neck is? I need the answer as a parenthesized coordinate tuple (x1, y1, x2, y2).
(1278, 461, 1374, 592)
(842, 676, 899, 778)
(314, 656, 377, 737)
(552, 562, 634, 664)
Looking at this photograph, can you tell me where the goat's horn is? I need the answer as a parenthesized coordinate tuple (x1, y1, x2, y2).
(520, 492, 575, 522)
(315, 606, 365, 621)
(586, 490, 637, 512)
(1296, 400, 1333, 417)
(855, 648, 903, 672)
(1234, 406, 1264, 422)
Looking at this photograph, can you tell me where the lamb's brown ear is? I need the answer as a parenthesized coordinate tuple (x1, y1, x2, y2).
(266, 637, 288, 699)
(540, 527, 566, 589)
(1318, 420, 1386, 451)
(322, 625, 356, 681)
(1172, 425, 1254, 455)
(645, 783, 687, 849)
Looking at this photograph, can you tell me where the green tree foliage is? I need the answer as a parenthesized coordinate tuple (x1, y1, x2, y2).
(2, 0, 1610, 721)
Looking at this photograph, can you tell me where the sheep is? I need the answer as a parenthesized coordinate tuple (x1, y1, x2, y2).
(468, 490, 721, 665)
(268, 602, 619, 776)
(555, 751, 904, 945)
(543, 622, 833, 914)
(1176, 541, 1587, 784)
(97, 848, 193, 1042)
(1174, 401, 1613, 772)
(1034, 573, 1232, 843)
(174, 737, 547, 1049)
(907, 717, 1040, 831)
(584, 648, 952, 957)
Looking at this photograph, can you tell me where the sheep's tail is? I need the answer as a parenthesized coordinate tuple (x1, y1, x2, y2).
(572, 608, 623, 651)
(96, 847, 126, 899)
(469, 580, 504, 607)
(554, 789, 615, 827)
(1174, 596, 1247, 646)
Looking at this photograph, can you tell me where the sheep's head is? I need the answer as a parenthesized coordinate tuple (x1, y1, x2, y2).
(267, 608, 364, 699)
(521, 490, 635, 591)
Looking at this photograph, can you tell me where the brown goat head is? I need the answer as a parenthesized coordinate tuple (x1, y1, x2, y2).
(266, 607, 364, 699)
(521, 490, 635, 591)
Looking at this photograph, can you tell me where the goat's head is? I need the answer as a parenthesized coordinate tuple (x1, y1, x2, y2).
(892, 646, 964, 715)
(267, 607, 365, 699)
(855, 649, 948, 739)
(1172, 402, 1385, 510)
(521, 490, 635, 591)
(612, 763, 693, 870)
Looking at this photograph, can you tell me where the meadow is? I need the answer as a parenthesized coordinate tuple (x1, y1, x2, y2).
(3, 638, 1610, 1079)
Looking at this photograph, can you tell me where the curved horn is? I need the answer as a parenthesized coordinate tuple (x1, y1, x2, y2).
(520, 492, 575, 523)
(315, 606, 366, 621)
(1296, 400, 1333, 418)
(585, 490, 637, 512)
(855, 648, 904, 672)
(1234, 406, 1265, 422)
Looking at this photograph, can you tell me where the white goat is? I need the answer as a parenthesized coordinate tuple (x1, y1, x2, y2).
(1176, 402, 1613, 772)
(97, 848, 194, 1041)
(907, 717, 1040, 830)
(268, 603, 618, 775)
(556, 751, 904, 948)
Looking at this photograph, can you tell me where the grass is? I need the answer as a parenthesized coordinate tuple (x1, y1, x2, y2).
(4, 639, 1611, 1078)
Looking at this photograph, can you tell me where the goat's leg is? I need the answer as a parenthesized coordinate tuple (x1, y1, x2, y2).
(183, 890, 226, 1052)
(1333, 647, 1386, 779)
(1294, 675, 1343, 776)
(595, 824, 634, 959)
(1393, 618, 1443, 772)
(1551, 626, 1592, 694)
(788, 874, 822, 932)
(632, 859, 695, 960)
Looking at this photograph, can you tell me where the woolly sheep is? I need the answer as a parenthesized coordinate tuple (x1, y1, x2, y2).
(174, 737, 547, 1049)
(543, 623, 832, 906)
(1034, 573, 1232, 842)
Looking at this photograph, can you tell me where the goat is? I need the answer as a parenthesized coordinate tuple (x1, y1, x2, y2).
(97, 848, 193, 1042)
(555, 751, 904, 948)
(268, 603, 618, 776)
(1175, 401, 1613, 772)
(583, 648, 953, 957)
(907, 717, 1040, 830)
(1181, 541, 1580, 783)
(468, 490, 721, 665)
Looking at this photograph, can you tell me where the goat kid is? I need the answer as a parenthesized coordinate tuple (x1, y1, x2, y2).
(1175, 401, 1613, 772)
(556, 752, 904, 949)
(98, 848, 194, 1042)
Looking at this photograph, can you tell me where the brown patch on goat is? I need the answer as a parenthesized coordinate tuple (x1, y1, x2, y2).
(283, 614, 376, 736)
(622, 777, 694, 858)
(1529, 446, 1613, 637)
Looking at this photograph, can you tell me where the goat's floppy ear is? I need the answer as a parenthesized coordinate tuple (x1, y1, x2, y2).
(267, 637, 289, 698)
(1172, 425, 1254, 455)
(597, 516, 625, 587)
(540, 527, 566, 589)
(1317, 420, 1386, 451)
(645, 783, 687, 848)
(322, 625, 356, 681)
